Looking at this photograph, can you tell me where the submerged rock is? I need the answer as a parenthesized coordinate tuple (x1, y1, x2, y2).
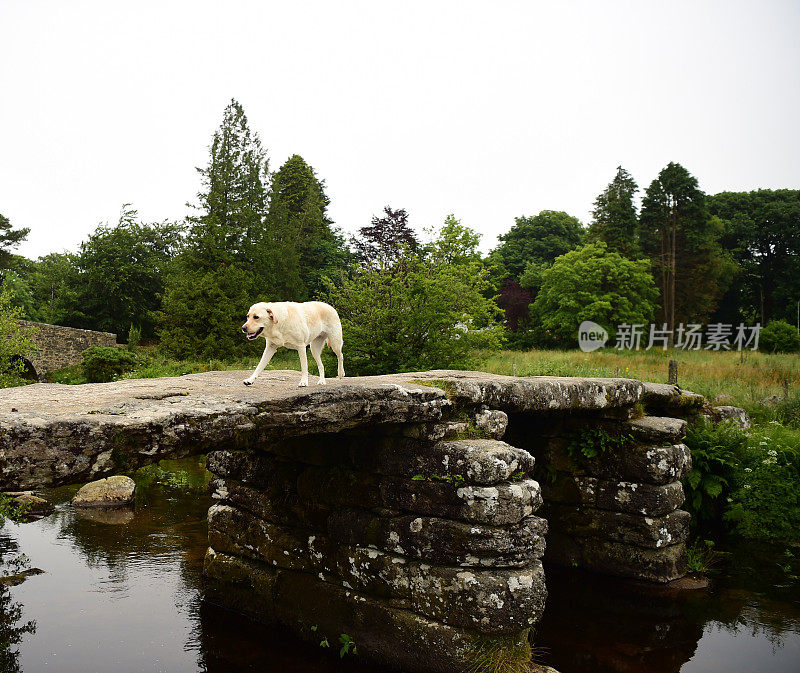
(72, 475, 136, 508)
(0, 568, 45, 587)
(74, 507, 135, 525)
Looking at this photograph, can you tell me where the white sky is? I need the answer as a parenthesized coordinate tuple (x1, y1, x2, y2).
(2, 0, 799, 260)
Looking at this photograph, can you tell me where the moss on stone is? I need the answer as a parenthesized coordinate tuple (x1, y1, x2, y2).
(410, 378, 459, 400)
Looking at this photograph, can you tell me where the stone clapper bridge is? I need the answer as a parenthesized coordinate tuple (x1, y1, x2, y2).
(0, 370, 706, 673)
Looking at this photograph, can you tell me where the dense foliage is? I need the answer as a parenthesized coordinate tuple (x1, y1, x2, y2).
(530, 242, 659, 346)
(709, 189, 800, 325)
(759, 320, 800, 353)
(587, 165, 639, 260)
(326, 218, 503, 374)
(0, 290, 37, 387)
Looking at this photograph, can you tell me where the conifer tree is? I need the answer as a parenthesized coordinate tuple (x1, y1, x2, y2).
(588, 166, 640, 259)
(0, 213, 29, 269)
(639, 162, 732, 334)
(160, 99, 277, 357)
(267, 154, 348, 299)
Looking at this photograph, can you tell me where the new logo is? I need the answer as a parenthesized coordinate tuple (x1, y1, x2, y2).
(578, 321, 608, 353)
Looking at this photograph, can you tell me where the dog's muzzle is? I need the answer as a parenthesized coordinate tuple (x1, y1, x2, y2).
(244, 326, 263, 341)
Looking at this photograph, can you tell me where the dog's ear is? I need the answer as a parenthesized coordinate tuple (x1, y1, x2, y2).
(266, 308, 277, 323)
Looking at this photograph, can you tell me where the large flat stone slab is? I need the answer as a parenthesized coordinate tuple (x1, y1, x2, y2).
(0, 370, 645, 489)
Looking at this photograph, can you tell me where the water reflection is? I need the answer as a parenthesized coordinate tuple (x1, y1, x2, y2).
(0, 536, 36, 673)
(537, 544, 800, 673)
(1, 457, 799, 673)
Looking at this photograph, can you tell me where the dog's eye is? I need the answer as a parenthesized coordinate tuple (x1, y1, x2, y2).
(254, 315, 259, 320)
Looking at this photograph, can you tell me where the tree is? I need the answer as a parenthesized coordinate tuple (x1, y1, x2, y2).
(588, 166, 640, 259)
(708, 189, 800, 325)
(160, 99, 277, 356)
(531, 242, 659, 347)
(75, 205, 183, 340)
(267, 154, 349, 299)
(425, 214, 481, 266)
(0, 213, 29, 269)
(638, 162, 732, 334)
(759, 320, 800, 353)
(20, 252, 83, 326)
(186, 99, 270, 268)
(489, 210, 585, 281)
(326, 218, 502, 374)
(159, 265, 255, 359)
(352, 206, 418, 270)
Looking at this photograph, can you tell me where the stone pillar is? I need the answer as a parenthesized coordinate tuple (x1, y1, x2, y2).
(526, 414, 692, 582)
(202, 410, 548, 673)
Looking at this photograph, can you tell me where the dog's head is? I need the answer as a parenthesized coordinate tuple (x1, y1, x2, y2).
(241, 302, 277, 340)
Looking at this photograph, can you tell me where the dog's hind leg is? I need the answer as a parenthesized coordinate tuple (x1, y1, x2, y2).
(297, 346, 309, 387)
(310, 335, 327, 385)
(327, 332, 345, 378)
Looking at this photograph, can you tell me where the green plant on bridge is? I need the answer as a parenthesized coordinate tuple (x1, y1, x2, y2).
(312, 626, 358, 658)
(567, 428, 633, 460)
(412, 473, 466, 488)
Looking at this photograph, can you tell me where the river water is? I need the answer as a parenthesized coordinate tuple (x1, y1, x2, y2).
(1, 457, 799, 673)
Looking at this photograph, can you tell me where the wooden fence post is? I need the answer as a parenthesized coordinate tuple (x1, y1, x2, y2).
(668, 360, 678, 385)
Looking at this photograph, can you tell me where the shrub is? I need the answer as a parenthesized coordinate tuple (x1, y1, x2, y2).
(324, 257, 503, 375)
(683, 418, 748, 525)
(759, 320, 800, 353)
(127, 324, 142, 352)
(0, 289, 38, 388)
(724, 426, 800, 543)
(81, 346, 140, 383)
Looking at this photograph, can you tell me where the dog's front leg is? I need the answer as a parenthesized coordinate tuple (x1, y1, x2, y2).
(297, 346, 309, 387)
(244, 342, 277, 386)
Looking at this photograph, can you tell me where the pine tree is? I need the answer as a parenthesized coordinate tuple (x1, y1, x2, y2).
(588, 166, 640, 259)
(0, 213, 30, 269)
(267, 155, 348, 299)
(186, 99, 270, 269)
(160, 99, 278, 357)
(638, 162, 731, 334)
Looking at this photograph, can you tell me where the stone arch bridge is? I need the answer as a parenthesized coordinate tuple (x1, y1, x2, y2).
(0, 370, 714, 673)
(18, 320, 117, 380)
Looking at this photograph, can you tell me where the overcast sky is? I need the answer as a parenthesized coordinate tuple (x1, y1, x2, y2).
(2, 0, 799, 260)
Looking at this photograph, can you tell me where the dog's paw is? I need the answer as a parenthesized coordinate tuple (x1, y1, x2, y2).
(317, 378, 326, 385)
(243, 379, 254, 386)
(298, 379, 309, 387)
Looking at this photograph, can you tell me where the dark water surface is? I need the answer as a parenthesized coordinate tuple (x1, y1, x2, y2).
(2, 458, 799, 673)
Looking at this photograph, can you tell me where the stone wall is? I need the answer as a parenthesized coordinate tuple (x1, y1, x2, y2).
(19, 320, 117, 379)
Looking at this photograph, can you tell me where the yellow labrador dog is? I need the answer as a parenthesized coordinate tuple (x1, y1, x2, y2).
(241, 301, 345, 387)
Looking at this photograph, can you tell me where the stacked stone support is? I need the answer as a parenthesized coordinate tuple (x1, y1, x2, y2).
(203, 410, 548, 673)
(508, 388, 698, 583)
